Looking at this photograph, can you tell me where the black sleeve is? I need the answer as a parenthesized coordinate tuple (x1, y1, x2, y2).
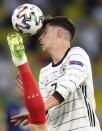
(52, 91, 65, 104)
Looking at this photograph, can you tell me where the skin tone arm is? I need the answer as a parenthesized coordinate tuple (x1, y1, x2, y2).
(29, 123, 48, 131)
(45, 95, 59, 110)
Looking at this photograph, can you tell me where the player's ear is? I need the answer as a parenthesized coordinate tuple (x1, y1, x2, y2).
(56, 28, 63, 38)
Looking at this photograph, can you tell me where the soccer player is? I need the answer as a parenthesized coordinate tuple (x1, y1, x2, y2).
(9, 16, 101, 131)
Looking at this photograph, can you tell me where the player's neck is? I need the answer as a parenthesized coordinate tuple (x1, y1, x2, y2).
(50, 44, 70, 65)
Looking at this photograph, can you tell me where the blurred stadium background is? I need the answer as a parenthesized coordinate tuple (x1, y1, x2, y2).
(0, 0, 102, 130)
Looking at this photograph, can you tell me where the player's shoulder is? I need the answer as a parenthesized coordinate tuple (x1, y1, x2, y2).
(69, 46, 87, 54)
(69, 46, 89, 58)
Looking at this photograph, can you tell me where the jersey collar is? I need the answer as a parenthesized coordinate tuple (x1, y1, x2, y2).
(52, 48, 71, 67)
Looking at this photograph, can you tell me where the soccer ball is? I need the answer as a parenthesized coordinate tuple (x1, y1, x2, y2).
(12, 3, 44, 35)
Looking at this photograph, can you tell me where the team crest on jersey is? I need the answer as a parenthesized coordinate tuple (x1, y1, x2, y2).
(60, 65, 67, 75)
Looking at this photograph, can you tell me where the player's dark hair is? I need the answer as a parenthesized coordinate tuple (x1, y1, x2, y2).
(42, 16, 76, 41)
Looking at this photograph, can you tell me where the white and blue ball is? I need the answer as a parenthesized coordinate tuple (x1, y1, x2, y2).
(12, 3, 44, 35)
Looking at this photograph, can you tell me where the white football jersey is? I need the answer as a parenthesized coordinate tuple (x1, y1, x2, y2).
(39, 47, 101, 131)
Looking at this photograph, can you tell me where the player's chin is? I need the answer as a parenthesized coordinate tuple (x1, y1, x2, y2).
(41, 46, 47, 52)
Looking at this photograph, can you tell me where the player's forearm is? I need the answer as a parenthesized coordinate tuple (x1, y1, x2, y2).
(45, 90, 65, 110)
(45, 95, 59, 110)
(29, 123, 48, 131)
